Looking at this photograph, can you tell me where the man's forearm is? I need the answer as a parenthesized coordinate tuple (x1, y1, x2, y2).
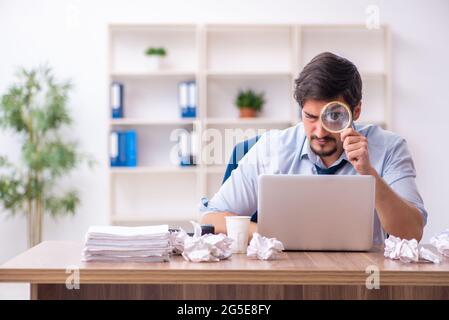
(371, 171, 424, 241)
(200, 212, 257, 240)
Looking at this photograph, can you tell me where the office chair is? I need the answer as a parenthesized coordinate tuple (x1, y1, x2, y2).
(222, 135, 260, 223)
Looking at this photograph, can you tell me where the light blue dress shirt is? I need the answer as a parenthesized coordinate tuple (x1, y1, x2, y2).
(199, 122, 427, 244)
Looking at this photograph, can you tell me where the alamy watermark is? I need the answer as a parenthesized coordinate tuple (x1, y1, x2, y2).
(365, 5, 380, 30)
(168, 127, 277, 166)
(365, 265, 380, 290)
(65, 265, 80, 290)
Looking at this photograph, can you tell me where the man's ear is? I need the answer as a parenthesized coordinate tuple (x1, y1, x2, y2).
(352, 103, 362, 121)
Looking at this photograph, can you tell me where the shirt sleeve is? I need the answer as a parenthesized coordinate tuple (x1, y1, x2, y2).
(382, 138, 428, 225)
(199, 131, 276, 217)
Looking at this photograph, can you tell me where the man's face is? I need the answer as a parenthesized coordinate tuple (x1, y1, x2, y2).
(302, 98, 360, 158)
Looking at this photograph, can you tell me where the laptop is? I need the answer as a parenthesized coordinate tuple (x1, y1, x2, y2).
(257, 174, 375, 251)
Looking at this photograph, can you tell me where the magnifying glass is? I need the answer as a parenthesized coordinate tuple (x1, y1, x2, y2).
(319, 101, 353, 133)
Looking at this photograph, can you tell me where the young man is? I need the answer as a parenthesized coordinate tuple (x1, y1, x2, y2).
(200, 52, 426, 244)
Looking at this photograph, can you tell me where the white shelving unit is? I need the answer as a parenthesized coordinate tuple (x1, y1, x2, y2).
(107, 23, 391, 227)
(300, 24, 391, 128)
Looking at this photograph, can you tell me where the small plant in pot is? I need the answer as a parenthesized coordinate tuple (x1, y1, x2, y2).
(144, 47, 167, 71)
(235, 89, 265, 118)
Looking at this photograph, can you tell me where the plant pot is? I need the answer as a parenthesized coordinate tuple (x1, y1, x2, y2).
(239, 107, 257, 118)
(147, 56, 162, 71)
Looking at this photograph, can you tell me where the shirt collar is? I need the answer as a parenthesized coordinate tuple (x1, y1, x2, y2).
(300, 129, 352, 169)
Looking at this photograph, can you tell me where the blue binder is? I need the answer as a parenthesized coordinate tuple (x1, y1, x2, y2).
(187, 81, 197, 118)
(179, 81, 196, 118)
(111, 82, 124, 118)
(118, 131, 127, 166)
(110, 130, 137, 167)
(125, 130, 137, 167)
(109, 131, 120, 166)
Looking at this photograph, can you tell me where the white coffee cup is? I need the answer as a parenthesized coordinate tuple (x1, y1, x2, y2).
(225, 216, 251, 253)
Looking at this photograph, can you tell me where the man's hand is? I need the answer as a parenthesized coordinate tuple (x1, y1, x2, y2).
(341, 129, 423, 240)
(341, 128, 375, 175)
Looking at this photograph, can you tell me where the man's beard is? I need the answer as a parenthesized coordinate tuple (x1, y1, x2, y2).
(309, 135, 338, 157)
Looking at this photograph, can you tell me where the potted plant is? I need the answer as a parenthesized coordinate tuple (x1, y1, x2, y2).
(0, 66, 94, 248)
(235, 89, 265, 118)
(144, 47, 167, 71)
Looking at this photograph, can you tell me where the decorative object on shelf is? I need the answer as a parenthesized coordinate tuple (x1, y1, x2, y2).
(178, 130, 197, 166)
(235, 89, 265, 118)
(178, 80, 196, 118)
(144, 47, 167, 71)
(0, 66, 95, 248)
(110, 130, 138, 167)
(110, 82, 124, 118)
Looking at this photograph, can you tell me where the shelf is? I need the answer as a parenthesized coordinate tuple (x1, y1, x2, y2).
(206, 76, 293, 120)
(111, 215, 199, 225)
(110, 24, 197, 32)
(206, 70, 292, 79)
(206, 24, 292, 32)
(205, 118, 292, 126)
(110, 166, 199, 174)
(110, 71, 196, 79)
(110, 25, 197, 73)
(301, 24, 387, 30)
(205, 166, 227, 174)
(206, 25, 292, 72)
(361, 72, 387, 79)
(301, 26, 386, 74)
(110, 118, 197, 126)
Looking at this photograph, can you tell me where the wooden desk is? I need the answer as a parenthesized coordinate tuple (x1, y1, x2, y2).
(1, 241, 449, 299)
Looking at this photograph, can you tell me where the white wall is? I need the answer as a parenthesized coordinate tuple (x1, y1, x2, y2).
(1, 0, 448, 263)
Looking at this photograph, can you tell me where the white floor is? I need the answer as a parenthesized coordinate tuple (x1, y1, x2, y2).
(0, 283, 30, 300)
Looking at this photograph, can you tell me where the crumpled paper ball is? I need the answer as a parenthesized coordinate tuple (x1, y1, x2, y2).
(384, 235, 440, 264)
(419, 247, 441, 264)
(182, 233, 233, 262)
(247, 233, 284, 260)
(169, 221, 233, 263)
(169, 220, 206, 255)
(169, 228, 189, 254)
(430, 229, 449, 257)
(384, 236, 419, 263)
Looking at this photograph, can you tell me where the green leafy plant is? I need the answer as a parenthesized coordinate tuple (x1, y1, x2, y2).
(235, 89, 265, 112)
(144, 47, 167, 57)
(0, 66, 94, 248)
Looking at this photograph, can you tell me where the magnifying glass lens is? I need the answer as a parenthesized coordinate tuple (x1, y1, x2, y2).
(321, 102, 351, 132)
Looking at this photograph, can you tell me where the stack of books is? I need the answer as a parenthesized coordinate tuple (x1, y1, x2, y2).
(82, 225, 171, 262)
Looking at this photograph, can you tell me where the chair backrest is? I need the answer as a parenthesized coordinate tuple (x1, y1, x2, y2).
(222, 135, 260, 222)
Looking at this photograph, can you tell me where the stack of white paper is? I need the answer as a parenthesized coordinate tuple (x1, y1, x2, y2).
(82, 225, 171, 262)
